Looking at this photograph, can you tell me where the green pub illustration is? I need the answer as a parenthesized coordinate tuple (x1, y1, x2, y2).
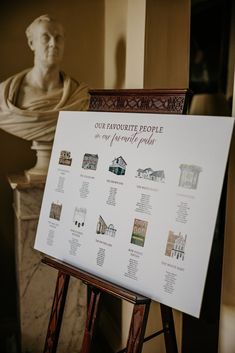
(131, 218, 148, 247)
(109, 156, 127, 175)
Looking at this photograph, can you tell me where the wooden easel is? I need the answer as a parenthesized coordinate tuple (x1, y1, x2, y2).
(42, 89, 191, 353)
(42, 256, 178, 353)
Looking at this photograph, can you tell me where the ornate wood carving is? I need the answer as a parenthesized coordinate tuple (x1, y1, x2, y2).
(89, 89, 191, 115)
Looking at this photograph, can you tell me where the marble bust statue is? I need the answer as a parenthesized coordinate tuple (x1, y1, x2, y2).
(0, 14, 90, 180)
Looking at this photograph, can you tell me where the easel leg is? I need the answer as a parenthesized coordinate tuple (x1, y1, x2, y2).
(43, 271, 70, 353)
(80, 287, 102, 353)
(126, 301, 150, 353)
(160, 304, 178, 353)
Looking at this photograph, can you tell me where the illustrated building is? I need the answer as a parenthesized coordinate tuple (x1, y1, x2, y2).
(59, 150, 72, 166)
(131, 218, 148, 247)
(150, 170, 165, 182)
(105, 224, 117, 237)
(96, 215, 107, 234)
(49, 202, 62, 221)
(73, 207, 86, 227)
(109, 156, 127, 175)
(136, 168, 165, 182)
(96, 215, 117, 237)
(137, 168, 153, 178)
(179, 164, 202, 189)
(82, 153, 99, 170)
(165, 230, 187, 261)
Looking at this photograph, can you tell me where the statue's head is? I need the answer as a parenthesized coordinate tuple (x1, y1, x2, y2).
(25, 14, 65, 67)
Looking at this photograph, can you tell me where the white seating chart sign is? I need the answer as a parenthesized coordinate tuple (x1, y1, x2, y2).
(34, 111, 234, 317)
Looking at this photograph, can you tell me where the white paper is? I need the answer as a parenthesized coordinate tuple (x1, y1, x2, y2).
(34, 111, 234, 317)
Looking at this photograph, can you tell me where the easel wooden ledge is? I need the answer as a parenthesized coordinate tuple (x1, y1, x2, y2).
(42, 256, 178, 353)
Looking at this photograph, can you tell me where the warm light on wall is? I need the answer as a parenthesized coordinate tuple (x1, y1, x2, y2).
(189, 93, 230, 116)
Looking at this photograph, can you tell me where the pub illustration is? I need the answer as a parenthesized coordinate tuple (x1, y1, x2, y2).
(165, 230, 187, 261)
(178, 164, 202, 189)
(82, 153, 99, 170)
(136, 167, 165, 182)
(109, 156, 127, 175)
(73, 207, 87, 228)
(58, 150, 72, 166)
(131, 218, 148, 247)
(49, 202, 62, 221)
(96, 215, 117, 237)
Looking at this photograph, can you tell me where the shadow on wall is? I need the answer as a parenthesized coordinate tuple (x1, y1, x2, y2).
(114, 36, 126, 89)
(0, 131, 36, 315)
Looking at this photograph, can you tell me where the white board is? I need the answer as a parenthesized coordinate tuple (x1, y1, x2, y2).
(34, 111, 234, 317)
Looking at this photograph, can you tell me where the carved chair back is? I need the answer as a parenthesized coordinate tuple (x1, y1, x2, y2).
(89, 89, 191, 114)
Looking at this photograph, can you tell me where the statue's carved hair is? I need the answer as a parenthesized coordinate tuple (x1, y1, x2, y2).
(26, 14, 63, 40)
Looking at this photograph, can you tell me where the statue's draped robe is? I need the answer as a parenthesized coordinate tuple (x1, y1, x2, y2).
(0, 69, 90, 141)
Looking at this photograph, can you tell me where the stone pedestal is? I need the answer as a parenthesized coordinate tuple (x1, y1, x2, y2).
(25, 141, 53, 182)
(8, 174, 86, 353)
